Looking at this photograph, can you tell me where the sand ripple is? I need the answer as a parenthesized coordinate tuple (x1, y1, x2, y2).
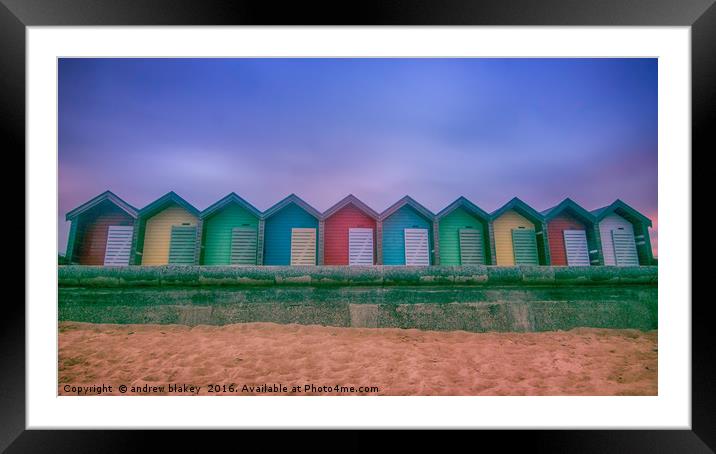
(58, 322, 657, 396)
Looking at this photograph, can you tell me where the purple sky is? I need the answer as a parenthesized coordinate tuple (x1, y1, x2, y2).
(58, 58, 658, 256)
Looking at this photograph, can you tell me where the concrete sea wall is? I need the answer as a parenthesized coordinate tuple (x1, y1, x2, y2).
(58, 265, 658, 332)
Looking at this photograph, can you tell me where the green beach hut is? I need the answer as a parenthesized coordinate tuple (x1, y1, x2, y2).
(436, 197, 492, 265)
(199, 193, 263, 265)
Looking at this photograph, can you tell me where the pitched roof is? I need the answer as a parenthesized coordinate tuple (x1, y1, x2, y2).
(65, 190, 138, 221)
(380, 196, 434, 221)
(590, 199, 653, 227)
(541, 198, 595, 224)
(490, 197, 544, 224)
(138, 191, 200, 218)
(590, 205, 610, 218)
(322, 194, 379, 220)
(436, 196, 490, 221)
(200, 192, 261, 219)
(262, 193, 322, 220)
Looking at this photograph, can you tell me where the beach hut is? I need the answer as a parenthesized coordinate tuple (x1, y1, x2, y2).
(262, 194, 322, 266)
(380, 196, 435, 266)
(591, 199, 654, 266)
(541, 198, 599, 266)
(322, 194, 380, 266)
(490, 197, 550, 266)
(436, 197, 492, 265)
(64, 191, 138, 266)
(199, 193, 262, 265)
(134, 192, 200, 265)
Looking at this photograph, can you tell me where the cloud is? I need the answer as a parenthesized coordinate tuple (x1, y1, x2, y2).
(58, 58, 657, 255)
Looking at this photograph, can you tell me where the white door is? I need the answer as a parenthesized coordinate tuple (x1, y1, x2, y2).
(599, 214, 636, 265)
(511, 228, 539, 265)
(290, 228, 317, 265)
(404, 228, 430, 266)
(230, 227, 258, 265)
(348, 228, 374, 265)
(103, 225, 133, 266)
(168, 225, 198, 265)
(458, 228, 485, 265)
(563, 229, 590, 266)
(612, 230, 639, 266)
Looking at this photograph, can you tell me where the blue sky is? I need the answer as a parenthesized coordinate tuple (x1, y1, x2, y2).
(58, 58, 658, 255)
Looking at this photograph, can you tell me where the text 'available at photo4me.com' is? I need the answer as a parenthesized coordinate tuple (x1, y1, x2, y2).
(61, 383, 382, 396)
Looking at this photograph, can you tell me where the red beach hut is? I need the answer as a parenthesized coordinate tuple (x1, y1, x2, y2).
(64, 191, 138, 265)
(541, 198, 599, 266)
(322, 195, 380, 265)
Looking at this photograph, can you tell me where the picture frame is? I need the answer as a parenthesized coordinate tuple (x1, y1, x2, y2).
(5, 0, 711, 447)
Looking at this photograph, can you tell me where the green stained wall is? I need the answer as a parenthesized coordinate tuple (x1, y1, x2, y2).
(201, 204, 259, 265)
(58, 266, 658, 332)
(438, 207, 487, 265)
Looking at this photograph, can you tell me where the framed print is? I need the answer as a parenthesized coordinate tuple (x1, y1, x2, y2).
(4, 0, 713, 448)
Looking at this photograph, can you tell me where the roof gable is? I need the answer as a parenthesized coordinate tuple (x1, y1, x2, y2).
(490, 197, 544, 224)
(591, 199, 652, 227)
(380, 196, 434, 221)
(65, 190, 138, 221)
(322, 194, 379, 220)
(262, 194, 322, 220)
(541, 198, 595, 224)
(200, 192, 261, 219)
(138, 191, 200, 218)
(436, 196, 489, 221)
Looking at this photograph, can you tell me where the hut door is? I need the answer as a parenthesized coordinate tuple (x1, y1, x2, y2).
(168, 225, 198, 264)
(348, 228, 374, 265)
(290, 228, 316, 265)
(511, 228, 539, 265)
(230, 227, 258, 265)
(458, 228, 485, 265)
(563, 230, 590, 266)
(404, 228, 430, 266)
(611, 229, 639, 266)
(103, 225, 133, 266)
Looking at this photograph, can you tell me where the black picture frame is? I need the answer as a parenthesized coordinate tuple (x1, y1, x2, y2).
(4, 0, 711, 449)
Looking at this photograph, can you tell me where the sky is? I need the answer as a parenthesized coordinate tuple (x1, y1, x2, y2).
(58, 58, 658, 256)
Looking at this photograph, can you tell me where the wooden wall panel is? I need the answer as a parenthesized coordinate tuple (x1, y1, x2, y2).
(324, 204, 376, 265)
(74, 202, 135, 265)
(546, 212, 588, 266)
(492, 209, 536, 266)
(141, 205, 198, 265)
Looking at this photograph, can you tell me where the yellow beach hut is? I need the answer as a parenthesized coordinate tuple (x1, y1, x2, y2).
(133, 192, 200, 265)
(489, 197, 550, 266)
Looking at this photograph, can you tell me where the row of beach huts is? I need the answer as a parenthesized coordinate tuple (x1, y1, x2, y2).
(63, 191, 654, 267)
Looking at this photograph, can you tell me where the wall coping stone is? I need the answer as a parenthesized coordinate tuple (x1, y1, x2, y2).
(58, 265, 657, 288)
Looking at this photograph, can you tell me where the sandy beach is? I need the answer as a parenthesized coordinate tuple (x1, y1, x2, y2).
(59, 322, 657, 396)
